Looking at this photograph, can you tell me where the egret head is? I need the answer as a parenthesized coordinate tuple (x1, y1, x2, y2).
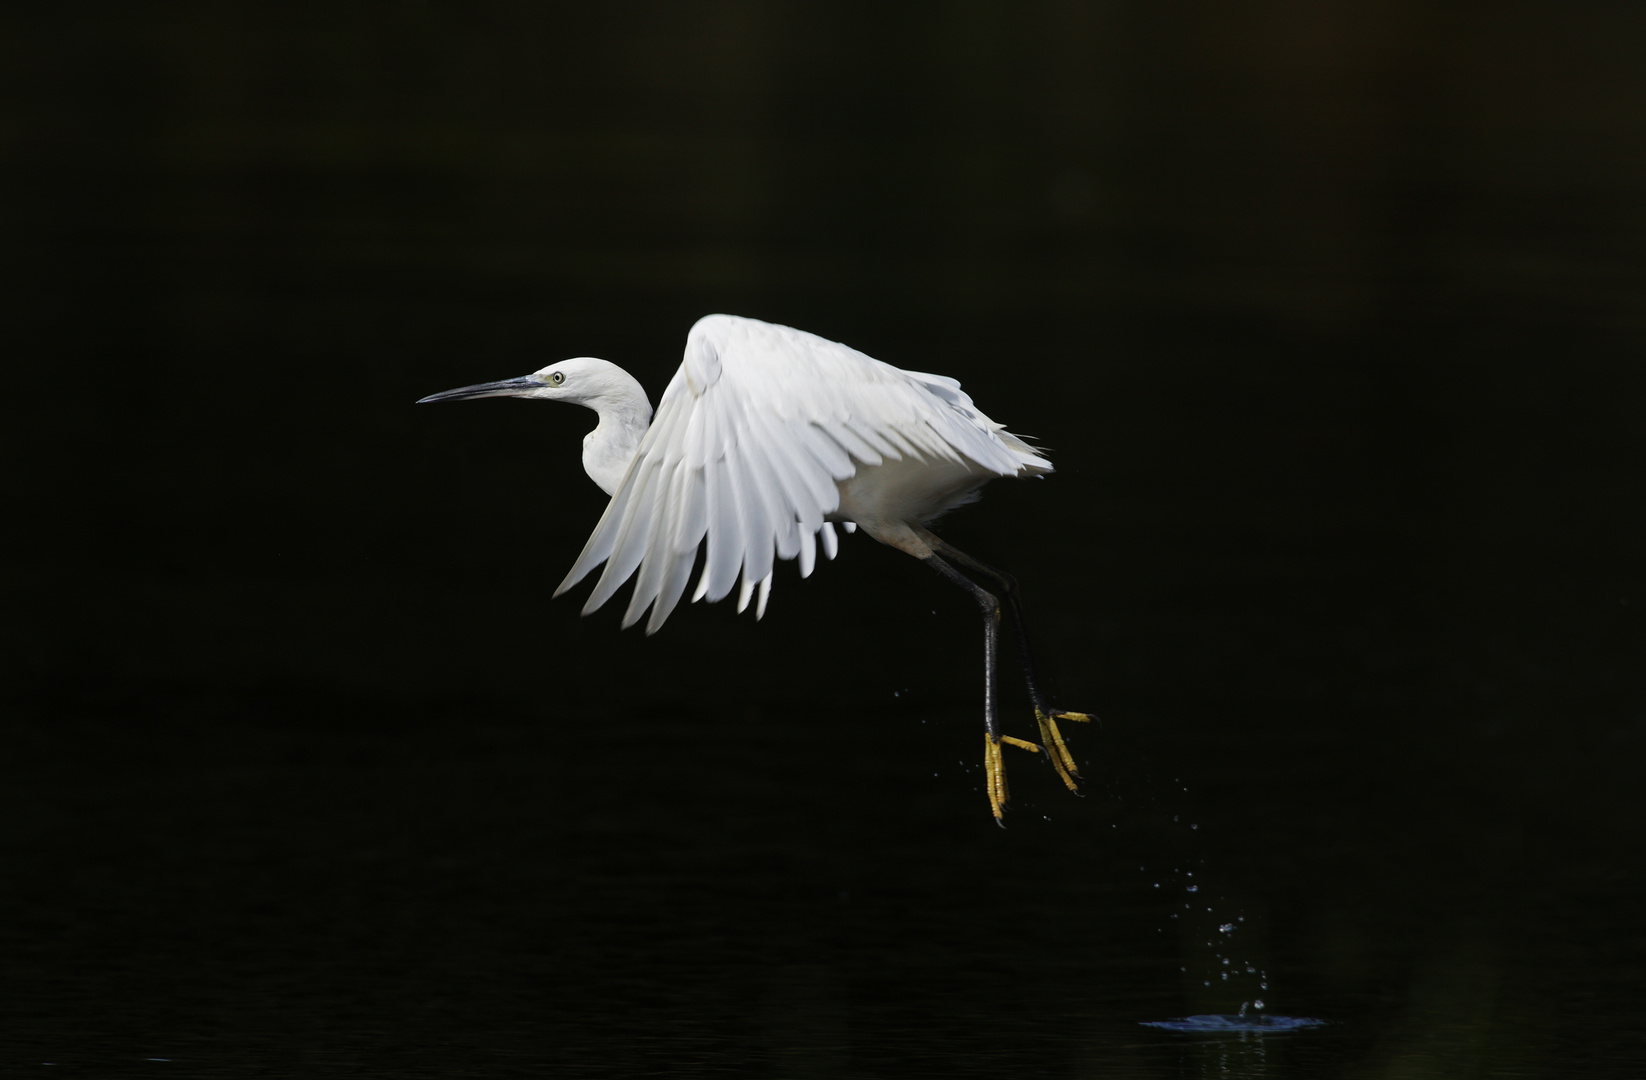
(417, 356, 643, 409)
(418, 356, 654, 494)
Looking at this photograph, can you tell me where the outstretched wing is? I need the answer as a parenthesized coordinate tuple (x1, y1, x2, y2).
(554, 314, 1048, 633)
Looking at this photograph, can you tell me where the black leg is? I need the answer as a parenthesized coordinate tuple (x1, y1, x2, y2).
(922, 534, 1051, 709)
(924, 553, 1041, 824)
(919, 528, 1092, 797)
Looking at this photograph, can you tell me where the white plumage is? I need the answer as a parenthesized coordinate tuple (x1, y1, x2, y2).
(418, 313, 1086, 823)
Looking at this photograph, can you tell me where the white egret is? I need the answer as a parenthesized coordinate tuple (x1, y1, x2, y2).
(418, 314, 1089, 822)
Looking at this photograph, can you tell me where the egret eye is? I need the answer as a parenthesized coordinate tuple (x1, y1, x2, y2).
(549, 371, 566, 386)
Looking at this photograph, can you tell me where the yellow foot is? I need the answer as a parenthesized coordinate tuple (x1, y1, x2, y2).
(1034, 709, 1093, 793)
(984, 734, 1043, 824)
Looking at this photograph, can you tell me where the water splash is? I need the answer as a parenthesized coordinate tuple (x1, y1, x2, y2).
(1130, 770, 1330, 1039)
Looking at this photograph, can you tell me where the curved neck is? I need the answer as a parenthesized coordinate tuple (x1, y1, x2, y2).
(581, 390, 652, 495)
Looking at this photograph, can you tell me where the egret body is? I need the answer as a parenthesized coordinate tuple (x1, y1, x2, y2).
(418, 314, 1090, 821)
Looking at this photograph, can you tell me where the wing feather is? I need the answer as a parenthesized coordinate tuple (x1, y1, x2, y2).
(843, 418, 902, 459)
(819, 521, 839, 561)
(697, 451, 742, 602)
(747, 406, 833, 531)
(581, 457, 661, 613)
(797, 527, 816, 579)
(800, 423, 858, 478)
(818, 420, 883, 467)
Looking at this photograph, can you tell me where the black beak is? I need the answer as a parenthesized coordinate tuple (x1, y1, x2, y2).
(416, 375, 542, 404)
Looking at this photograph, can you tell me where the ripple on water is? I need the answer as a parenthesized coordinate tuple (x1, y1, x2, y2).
(1141, 1014, 1331, 1034)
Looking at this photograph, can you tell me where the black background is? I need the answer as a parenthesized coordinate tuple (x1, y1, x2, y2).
(3, 3, 1642, 1076)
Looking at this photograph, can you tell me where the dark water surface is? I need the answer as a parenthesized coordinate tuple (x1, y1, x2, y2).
(5, 680, 1641, 1076)
(4, 3, 1643, 1076)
